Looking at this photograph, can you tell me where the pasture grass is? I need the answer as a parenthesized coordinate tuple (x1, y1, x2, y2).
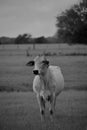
(0, 44, 87, 92)
(0, 91, 87, 130)
(0, 44, 87, 130)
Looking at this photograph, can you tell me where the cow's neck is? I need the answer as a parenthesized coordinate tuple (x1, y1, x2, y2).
(40, 68, 51, 90)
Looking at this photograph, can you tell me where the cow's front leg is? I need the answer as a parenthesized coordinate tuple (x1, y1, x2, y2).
(37, 94, 45, 121)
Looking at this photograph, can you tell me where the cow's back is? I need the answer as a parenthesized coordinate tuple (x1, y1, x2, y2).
(49, 65, 64, 95)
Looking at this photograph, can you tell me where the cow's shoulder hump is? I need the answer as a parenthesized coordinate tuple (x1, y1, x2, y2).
(49, 65, 61, 72)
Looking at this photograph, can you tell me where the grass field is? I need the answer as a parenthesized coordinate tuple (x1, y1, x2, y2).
(0, 44, 87, 130)
(0, 91, 87, 130)
(0, 44, 87, 92)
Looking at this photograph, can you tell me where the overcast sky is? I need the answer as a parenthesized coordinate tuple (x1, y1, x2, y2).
(0, 0, 78, 37)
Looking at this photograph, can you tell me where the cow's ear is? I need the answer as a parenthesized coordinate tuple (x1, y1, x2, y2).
(43, 60, 49, 65)
(26, 61, 34, 66)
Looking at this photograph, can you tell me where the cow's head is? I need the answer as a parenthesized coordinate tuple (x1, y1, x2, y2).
(26, 55, 49, 75)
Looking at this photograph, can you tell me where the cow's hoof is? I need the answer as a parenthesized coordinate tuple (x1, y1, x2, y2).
(50, 109, 53, 115)
(41, 109, 44, 115)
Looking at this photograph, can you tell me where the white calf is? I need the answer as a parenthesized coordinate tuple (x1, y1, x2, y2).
(26, 55, 64, 121)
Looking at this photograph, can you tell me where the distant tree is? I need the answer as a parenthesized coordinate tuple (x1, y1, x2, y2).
(0, 37, 15, 44)
(56, 0, 87, 44)
(34, 36, 47, 44)
(0, 41, 1, 45)
(15, 33, 32, 44)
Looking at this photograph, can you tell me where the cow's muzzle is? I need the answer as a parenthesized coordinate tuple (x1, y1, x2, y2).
(33, 70, 39, 75)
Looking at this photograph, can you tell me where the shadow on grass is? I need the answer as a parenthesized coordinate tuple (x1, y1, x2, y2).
(0, 83, 33, 92)
(0, 84, 87, 92)
(26, 51, 87, 57)
(64, 85, 87, 91)
(62, 52, 87, 56)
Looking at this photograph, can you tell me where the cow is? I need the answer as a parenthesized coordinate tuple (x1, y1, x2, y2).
(26, 55, 64, 121)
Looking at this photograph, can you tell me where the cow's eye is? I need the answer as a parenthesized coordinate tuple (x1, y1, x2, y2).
(42, 61, 46, 64)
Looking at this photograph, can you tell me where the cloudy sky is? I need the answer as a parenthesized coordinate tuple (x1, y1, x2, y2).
(0, 0, 78, 37)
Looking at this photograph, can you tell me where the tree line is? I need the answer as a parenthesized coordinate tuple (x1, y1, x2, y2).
(0, 35, 57, 44)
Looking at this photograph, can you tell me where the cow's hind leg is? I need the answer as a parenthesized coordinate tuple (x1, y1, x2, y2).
(48, 94, 55, 121)
(37, 95, 45, 121)
(52, 91, 62, 112)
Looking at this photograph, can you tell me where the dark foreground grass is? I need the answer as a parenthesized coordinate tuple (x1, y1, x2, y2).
(0, 91, 87, 130)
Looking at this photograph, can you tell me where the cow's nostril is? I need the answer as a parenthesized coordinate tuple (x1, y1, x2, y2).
(33, 70, 39, 75)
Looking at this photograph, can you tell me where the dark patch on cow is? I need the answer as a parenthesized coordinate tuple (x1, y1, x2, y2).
(40, 96, 45, 108)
